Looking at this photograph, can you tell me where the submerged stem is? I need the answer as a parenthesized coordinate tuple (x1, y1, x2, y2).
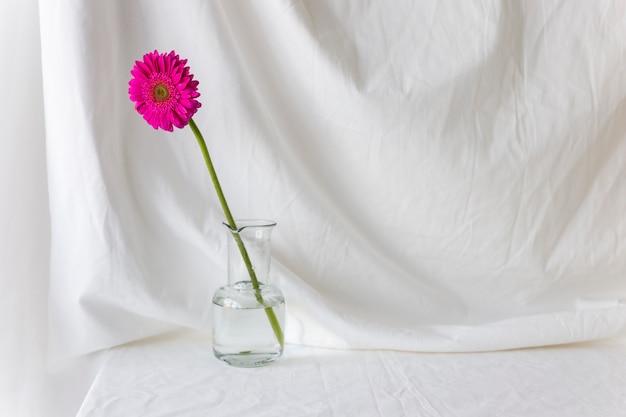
(188, 118, 284, 348)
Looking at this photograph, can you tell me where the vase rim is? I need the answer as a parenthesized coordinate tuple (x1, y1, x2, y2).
(222, 219, 277, 233)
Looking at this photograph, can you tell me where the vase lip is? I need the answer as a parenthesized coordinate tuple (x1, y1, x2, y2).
(222, 219, 277, 233)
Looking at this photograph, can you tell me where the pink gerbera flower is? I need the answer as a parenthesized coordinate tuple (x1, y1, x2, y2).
(128, 50, 201, 131)
(126, 49, 284, 351)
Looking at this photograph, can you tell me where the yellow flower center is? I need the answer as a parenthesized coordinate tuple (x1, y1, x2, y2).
(153, 83, 170, 102)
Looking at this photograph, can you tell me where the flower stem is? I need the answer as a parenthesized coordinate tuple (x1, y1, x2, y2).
(188, 118, 284, 349)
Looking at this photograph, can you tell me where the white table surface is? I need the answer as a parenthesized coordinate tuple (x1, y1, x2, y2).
(76, 330, 626, 417)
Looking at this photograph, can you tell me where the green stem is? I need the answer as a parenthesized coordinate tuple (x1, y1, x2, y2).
(188, 118, 284, 349)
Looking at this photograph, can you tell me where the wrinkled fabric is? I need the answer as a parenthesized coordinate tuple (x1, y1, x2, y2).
(76, 331, 626, 417)
(37, 0, 626, 363)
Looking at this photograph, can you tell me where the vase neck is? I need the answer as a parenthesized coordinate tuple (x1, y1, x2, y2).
(224, 219, 276, 286)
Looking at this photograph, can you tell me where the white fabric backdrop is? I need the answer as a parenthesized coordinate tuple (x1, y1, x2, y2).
(3, 0, 626, 415)
(1, 1, 50, 415)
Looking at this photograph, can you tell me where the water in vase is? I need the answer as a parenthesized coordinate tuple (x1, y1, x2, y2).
(212, 281, 285, 367)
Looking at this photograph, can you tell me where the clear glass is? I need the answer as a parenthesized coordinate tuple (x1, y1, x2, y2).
(212, 220, 285, 367)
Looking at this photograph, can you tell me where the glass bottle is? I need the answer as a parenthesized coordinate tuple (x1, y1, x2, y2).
(212, 219, 285, 367)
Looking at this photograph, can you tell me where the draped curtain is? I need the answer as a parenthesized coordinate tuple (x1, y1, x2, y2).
(2, 1, 626, 416)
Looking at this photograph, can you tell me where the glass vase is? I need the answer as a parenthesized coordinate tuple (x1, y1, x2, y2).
(212, 219, 285, 367)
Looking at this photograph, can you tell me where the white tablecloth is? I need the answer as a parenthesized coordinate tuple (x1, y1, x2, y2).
(76, 330, 626, 417)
